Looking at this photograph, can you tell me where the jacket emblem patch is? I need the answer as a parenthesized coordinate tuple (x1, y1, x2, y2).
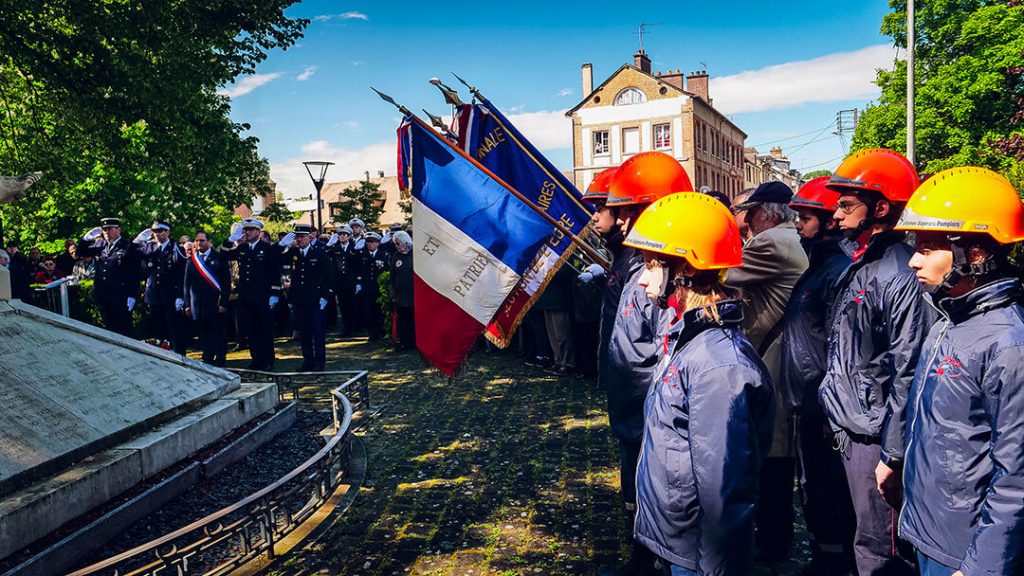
(853, 289, 867, 304)
(935, 356, 963, 378)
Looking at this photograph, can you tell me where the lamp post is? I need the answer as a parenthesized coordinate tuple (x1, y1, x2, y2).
(302, 161, 334, 233)
(907, 0, 915, 165)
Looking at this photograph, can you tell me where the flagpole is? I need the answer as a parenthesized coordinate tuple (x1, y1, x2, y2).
(373, 88, 611, 270)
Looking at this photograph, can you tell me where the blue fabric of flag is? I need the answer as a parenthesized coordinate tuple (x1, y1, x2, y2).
(408, 119, 551, 273)
(465, 98, 592, 254)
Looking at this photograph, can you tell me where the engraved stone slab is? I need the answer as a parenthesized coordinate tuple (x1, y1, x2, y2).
(0, 300, 239, 496)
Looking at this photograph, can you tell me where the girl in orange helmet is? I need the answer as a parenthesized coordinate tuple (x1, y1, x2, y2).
(624, 192, 775, 576)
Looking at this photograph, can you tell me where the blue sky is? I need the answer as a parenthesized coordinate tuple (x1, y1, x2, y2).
(224, 0, 899, 200)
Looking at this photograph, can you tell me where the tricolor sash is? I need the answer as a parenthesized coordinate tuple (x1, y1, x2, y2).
(191, 252, 221, 293)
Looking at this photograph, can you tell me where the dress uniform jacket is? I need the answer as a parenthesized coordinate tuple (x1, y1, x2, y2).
(221, 240, 283, 303)
(284, 244, 333, 304)
(138, 241, 184, 306)
(357, 247, 389, 294)
(329, 241, 358, 292)
(78, 236, 140, 304)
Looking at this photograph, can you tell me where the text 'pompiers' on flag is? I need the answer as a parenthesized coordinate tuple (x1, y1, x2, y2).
(399, 116, 556, 376)
(457, 98, 594, 347)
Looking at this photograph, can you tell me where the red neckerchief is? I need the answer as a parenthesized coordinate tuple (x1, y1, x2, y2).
(852, 230, 873, 262)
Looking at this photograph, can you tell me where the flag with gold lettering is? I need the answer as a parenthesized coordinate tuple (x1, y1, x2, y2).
(461, 98, 593, 347)
(401, 117, 553, 375)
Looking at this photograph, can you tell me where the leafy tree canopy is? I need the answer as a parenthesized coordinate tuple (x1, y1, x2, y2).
(331, 180, 385, 232)
(852, 0, 1024, 188)
(0, 0, 308, 247)
(802, 169, 833, 180)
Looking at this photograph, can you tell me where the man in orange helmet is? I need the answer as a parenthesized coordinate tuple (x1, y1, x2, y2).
(598, 152, 691, 576)
(779, 177, 856, 574)
(819, 149, 935, 575)
(895, 167, 1024, 576)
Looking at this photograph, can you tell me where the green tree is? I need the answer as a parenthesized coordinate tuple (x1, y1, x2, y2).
(259, 200, 299, 224)
(0, 0, 308, 246)
(331, 179, 385, 231)
(852, 1, 1024, 188)
(802, 169, 833, 180)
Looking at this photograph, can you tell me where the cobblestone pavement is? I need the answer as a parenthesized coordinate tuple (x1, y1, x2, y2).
(225, 334, 809, 576)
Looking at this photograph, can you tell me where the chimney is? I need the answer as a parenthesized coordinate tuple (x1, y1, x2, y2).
(581, 63, 593, 96)
(660, 68, 685, 91)
(770, 146, 784, 160)
(633, 49, 651, 73)
(378, 170, 385, 178)
(686, 70, 709, 103)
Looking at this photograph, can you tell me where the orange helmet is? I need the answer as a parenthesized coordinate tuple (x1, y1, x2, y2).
(607, 152, 694, 207)
(582, 167, 617, 204)
(623, 192, 743, 270)
(896, 167, 1024, 244)
(791, 176, 840, 212)
(827, 148, 920, 203)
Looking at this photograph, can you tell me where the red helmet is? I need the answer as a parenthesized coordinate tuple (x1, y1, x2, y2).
(607, 152, 694, 207)
(582, 167, 617, 204)
(827, 148, 919, 203)
(790, 176, 840, 212)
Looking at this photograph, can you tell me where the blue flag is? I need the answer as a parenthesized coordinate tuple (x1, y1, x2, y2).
(459, 99, 594, 346)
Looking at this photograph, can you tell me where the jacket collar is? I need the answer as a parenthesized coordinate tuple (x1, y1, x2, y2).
(670, 299, 744, 354)
(860, 229, 906, 262)
(935, 278, 1023, 323)
(807, 236, 854, 266)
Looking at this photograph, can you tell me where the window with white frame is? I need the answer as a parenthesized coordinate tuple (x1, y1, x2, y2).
(593, 130, 609, 155)
(622, 127, 640, 157)
(614, 87, 647, 105)
(653, 123, 671, 150)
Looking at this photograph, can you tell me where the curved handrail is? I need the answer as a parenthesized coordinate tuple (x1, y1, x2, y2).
(68, 370, 368, 576)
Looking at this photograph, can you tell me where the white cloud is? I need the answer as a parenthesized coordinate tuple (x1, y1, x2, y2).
(710, 44, 897, 115)
(554, 88, 573, 97)
(314, 11, 368, 22)
(270, 140, 395, 201)
(217, 73, 282, 98)
(504, 109, 572, 150)
(297, 66, 318, 81)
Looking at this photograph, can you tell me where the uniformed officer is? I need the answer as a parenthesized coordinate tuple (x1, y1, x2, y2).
(221, 218, 283, 371)
(349, 218, 367, 250)
(135, 220, 188, 353)
(78, 217, 141, 337)
(282, 224, 333, 371)
(329, 224, 360, 336)
(356, 231, 387, 341)
(184, 230, 230, 366)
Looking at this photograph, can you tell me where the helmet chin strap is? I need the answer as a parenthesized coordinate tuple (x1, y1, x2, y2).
(935, 237, 998, 297)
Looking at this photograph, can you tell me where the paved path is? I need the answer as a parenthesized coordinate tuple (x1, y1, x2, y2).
(224, 335, 809, 575)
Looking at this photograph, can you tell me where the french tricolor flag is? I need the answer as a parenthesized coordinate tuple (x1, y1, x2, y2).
(402, 117, 553, 375)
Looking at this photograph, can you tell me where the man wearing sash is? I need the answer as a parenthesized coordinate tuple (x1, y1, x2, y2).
(184, 230, 230, 366)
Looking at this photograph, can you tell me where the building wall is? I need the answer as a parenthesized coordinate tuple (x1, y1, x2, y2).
(306, 176, 408, 233)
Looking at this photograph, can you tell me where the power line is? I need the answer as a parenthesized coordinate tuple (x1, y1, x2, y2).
(796, 154, 846, 172)
(787, 125, 836, 156)
(748, 123, 834, 149)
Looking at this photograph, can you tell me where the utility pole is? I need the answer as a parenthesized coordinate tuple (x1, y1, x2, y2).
(907, 0, 916, 165)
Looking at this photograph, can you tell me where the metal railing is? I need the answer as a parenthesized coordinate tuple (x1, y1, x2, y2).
(32, 277, 73, 316)
(69, 370, 370, 576)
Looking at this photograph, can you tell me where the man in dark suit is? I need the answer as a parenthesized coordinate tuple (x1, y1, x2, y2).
(356, 231, 388, 341)
(77, 217, 141, 337)
(329, 223, 359, 336)
(282, 224, 333, 371)
(184, 230, 230, 366)
(221, 218, 283, 371)
(135, 220, 188, 353)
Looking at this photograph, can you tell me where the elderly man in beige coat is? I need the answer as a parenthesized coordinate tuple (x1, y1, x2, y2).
(726, 181, 809, 564)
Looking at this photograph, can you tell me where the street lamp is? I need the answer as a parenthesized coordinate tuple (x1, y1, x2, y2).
(302, 160, 334, 233)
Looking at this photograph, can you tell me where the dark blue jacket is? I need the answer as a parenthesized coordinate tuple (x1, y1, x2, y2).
(603, 245, 668, 444)
(184, 249, 229, 321)
(818, 231, 934, 464)
(77, 236, 140, 303)
(283, 244, 333, 305)
(634, 300, 775, 575)
(900, 279, 1024, 575)
(138, 241, 184, 306)
(221, 240, 282, 304)
(778, 238, 852, 414)
(598, 239, 636, 388)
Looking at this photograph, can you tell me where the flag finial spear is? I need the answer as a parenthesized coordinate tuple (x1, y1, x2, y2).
(451, 73, 482, 100)
(428, 77, 464, 107)
(371, 87, 412, 116)
(422, 109, 458, 141)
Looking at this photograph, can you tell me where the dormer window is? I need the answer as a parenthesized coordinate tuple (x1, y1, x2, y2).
(614, 87, 647, 105)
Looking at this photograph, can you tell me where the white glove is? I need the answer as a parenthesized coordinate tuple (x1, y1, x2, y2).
(326, 233, 339, 247)
(354, 284, 362, 294)
(127, 297, 136, 312)
(133, 229, 154, 245)
(278, 232, 295, 247)
(579, 271, 594, 283)
(382, 231, 392, 244)
(587, 263, 606, 278)
(319, 297, 328, 310)
(175, 298, 185, 311)
(84, 227, 102, 241)
(227, 223, 244, 243)
(269, 295, 279, 309)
